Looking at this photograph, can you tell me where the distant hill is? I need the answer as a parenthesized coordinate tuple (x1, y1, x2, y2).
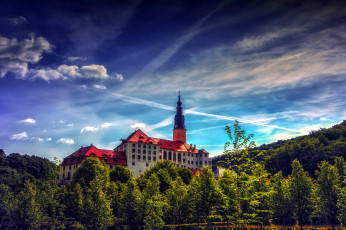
(213, 120, 346, 177)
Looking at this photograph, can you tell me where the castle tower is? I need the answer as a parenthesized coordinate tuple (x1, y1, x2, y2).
(173, 91, 186, 143)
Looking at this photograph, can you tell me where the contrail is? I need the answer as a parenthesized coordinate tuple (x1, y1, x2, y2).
(112, 92, 301, 133)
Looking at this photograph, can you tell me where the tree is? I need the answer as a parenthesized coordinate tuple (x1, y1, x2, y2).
(110, 165, 133, 183)
(337, 185, 346, 226)
(0, 184, 15, 229)
(164, 177, 190, 225)
(79, 177, 114, 230)
(223, 120, 256, 174)
(72, 157, 110, 189)
(315, 161, 340, 228)
(14, 180, 43, 229)
(270, 171, 295, 228)
(189, 166, 224, 223)
(289, 159, 314, 228)
(177, 167, 193, 185)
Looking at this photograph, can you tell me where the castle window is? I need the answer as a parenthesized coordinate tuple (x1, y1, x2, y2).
(69, 166, 71, 170)
(137, 149, 141, 153)
(169, 152, 172, 160)
(132, 162, 135, 166)
(148, 156, 151, 160)
(68, 172, 71, 180)
(178, 153, 181, 162)
(132, 143, 135, 147)
(183, 159, 185, 163)
(62, 173, 65, 179)
(132, 155, 135, 159)
(153, 156, 156, 161)
(143, 150, 146, 154)
(153, 151, 156, 155)
(164, 151, 167, 160)
(143, 156, 146, 160)
(159, 156, 162, 160)
(146, 163, 149, 167)
(188, 153, 190, 157)
(205, 161, 207, 165)
(154, 146, 156, 149)
(188, 161, 190, 164)
(148, 145, 151, 149)
(132, 149, 135, 153)
(196, 161, 198, 165)
(148, 150, 151, 154)
(205, 154, 207, 157)
(191, 161, 194, 165)
(173, 152, 176, 161)
(143, 145, 146, 148)
(200, 161, 202, 165)
(138, 155, 141, 160)
(63, 166, 65, 171)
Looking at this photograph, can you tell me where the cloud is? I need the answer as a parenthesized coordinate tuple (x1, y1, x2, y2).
(67, 56, 86, 62)
(57, 138, 75, 145)
(19, 118, 36, 124)
(101, 122, 113, 128)
(130, 123, 146, 129)
(10, 131, 28, 140)
(115, 73, 123, 81)
(0, 35, 53, 78)
(113, 93, 299, 133)
(94, 84, 107, 90)
(31, 137, 44, 142)
(80, 126, 99, 133)
(79, 65, 109, 78)
(0, 16, 27, 26)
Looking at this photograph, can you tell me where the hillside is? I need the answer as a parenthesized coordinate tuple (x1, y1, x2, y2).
(213, 120, 346, 177)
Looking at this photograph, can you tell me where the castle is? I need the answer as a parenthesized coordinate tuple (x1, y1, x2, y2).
(59, 93, 212, 180)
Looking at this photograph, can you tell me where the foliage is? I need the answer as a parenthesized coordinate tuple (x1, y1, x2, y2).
(289, 159, 314, 228)
(110, 165, 133, 183)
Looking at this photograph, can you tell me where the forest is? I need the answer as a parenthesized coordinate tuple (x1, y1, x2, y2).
(1, 120, 346, 230)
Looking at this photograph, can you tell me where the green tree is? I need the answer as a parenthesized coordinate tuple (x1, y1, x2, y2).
(14, 180, 43, 229)
(72, 157, 110, 188)
(223, 120, 256, 174)
(337, 185, 346, 226)
(270, 171, 295, 228)
(334, 157, 346, 186)
(110, 165, 133, 183)
(119, 179, 142, 228)
(177, 167, 193, 185)
(315, 161, 340, 228)
(289, 159, 314, 228)
(164, 177, 190, 225)
(0, 184, 15, 229)
(79, 177, 114, 230)
(189, 166, 224, 223)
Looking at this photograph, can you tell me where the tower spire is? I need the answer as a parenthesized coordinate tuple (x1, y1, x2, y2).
(173, 91, 186, 142)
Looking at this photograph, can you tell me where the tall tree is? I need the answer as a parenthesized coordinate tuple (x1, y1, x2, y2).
(0, 184, 15, 229)
(164, 177, 190, 225)
(289, 159, 314, 228)
(223, 120, 257, 174)
(270, 171, 295, 228)
(337, 185, 346, 226)
(79, 177, 114, 230)
(189, 166, 224, 223)
(315, 161, 340, 228)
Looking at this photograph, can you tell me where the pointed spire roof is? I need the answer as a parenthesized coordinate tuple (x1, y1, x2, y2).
(174, 91, 185, 129)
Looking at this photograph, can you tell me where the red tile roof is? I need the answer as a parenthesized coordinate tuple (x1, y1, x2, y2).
(122, 129, 201, 153)
(62, 145, 127, 166)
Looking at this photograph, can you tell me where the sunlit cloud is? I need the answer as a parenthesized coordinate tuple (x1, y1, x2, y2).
(10, 131, 28, 140)
(57, 138, 75, 145)
(80, 126, 99, 133)
(19, 118, 36, 124)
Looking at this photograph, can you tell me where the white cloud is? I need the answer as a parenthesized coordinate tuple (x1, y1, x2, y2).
(67, 56, 86, 62)
(80, 126, 99, 133)
(130, 123, 146, 129)
(19, 118, 36, 124)
(57, 138, 74, 145)
(46, 137, 52, 141)
(10, 131, 28, 140)
(31, 137, 44, 142)
(115, 73, 123, 81)
(101, 122, 113, 128)
(79, 64, 109, 78)
(94, 84, 107, 90)
(67, 123, 74, 127)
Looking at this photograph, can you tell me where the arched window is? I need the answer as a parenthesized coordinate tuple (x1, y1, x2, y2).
(178, 153, 181, 162)
(67, 172, 71, 180)
(164, 151, 167, 160)
(169, 152, 172, 160)
(173, 152, 176, 161)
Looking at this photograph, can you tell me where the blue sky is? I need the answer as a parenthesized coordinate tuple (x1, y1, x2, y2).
(1, 0, 346, 160)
